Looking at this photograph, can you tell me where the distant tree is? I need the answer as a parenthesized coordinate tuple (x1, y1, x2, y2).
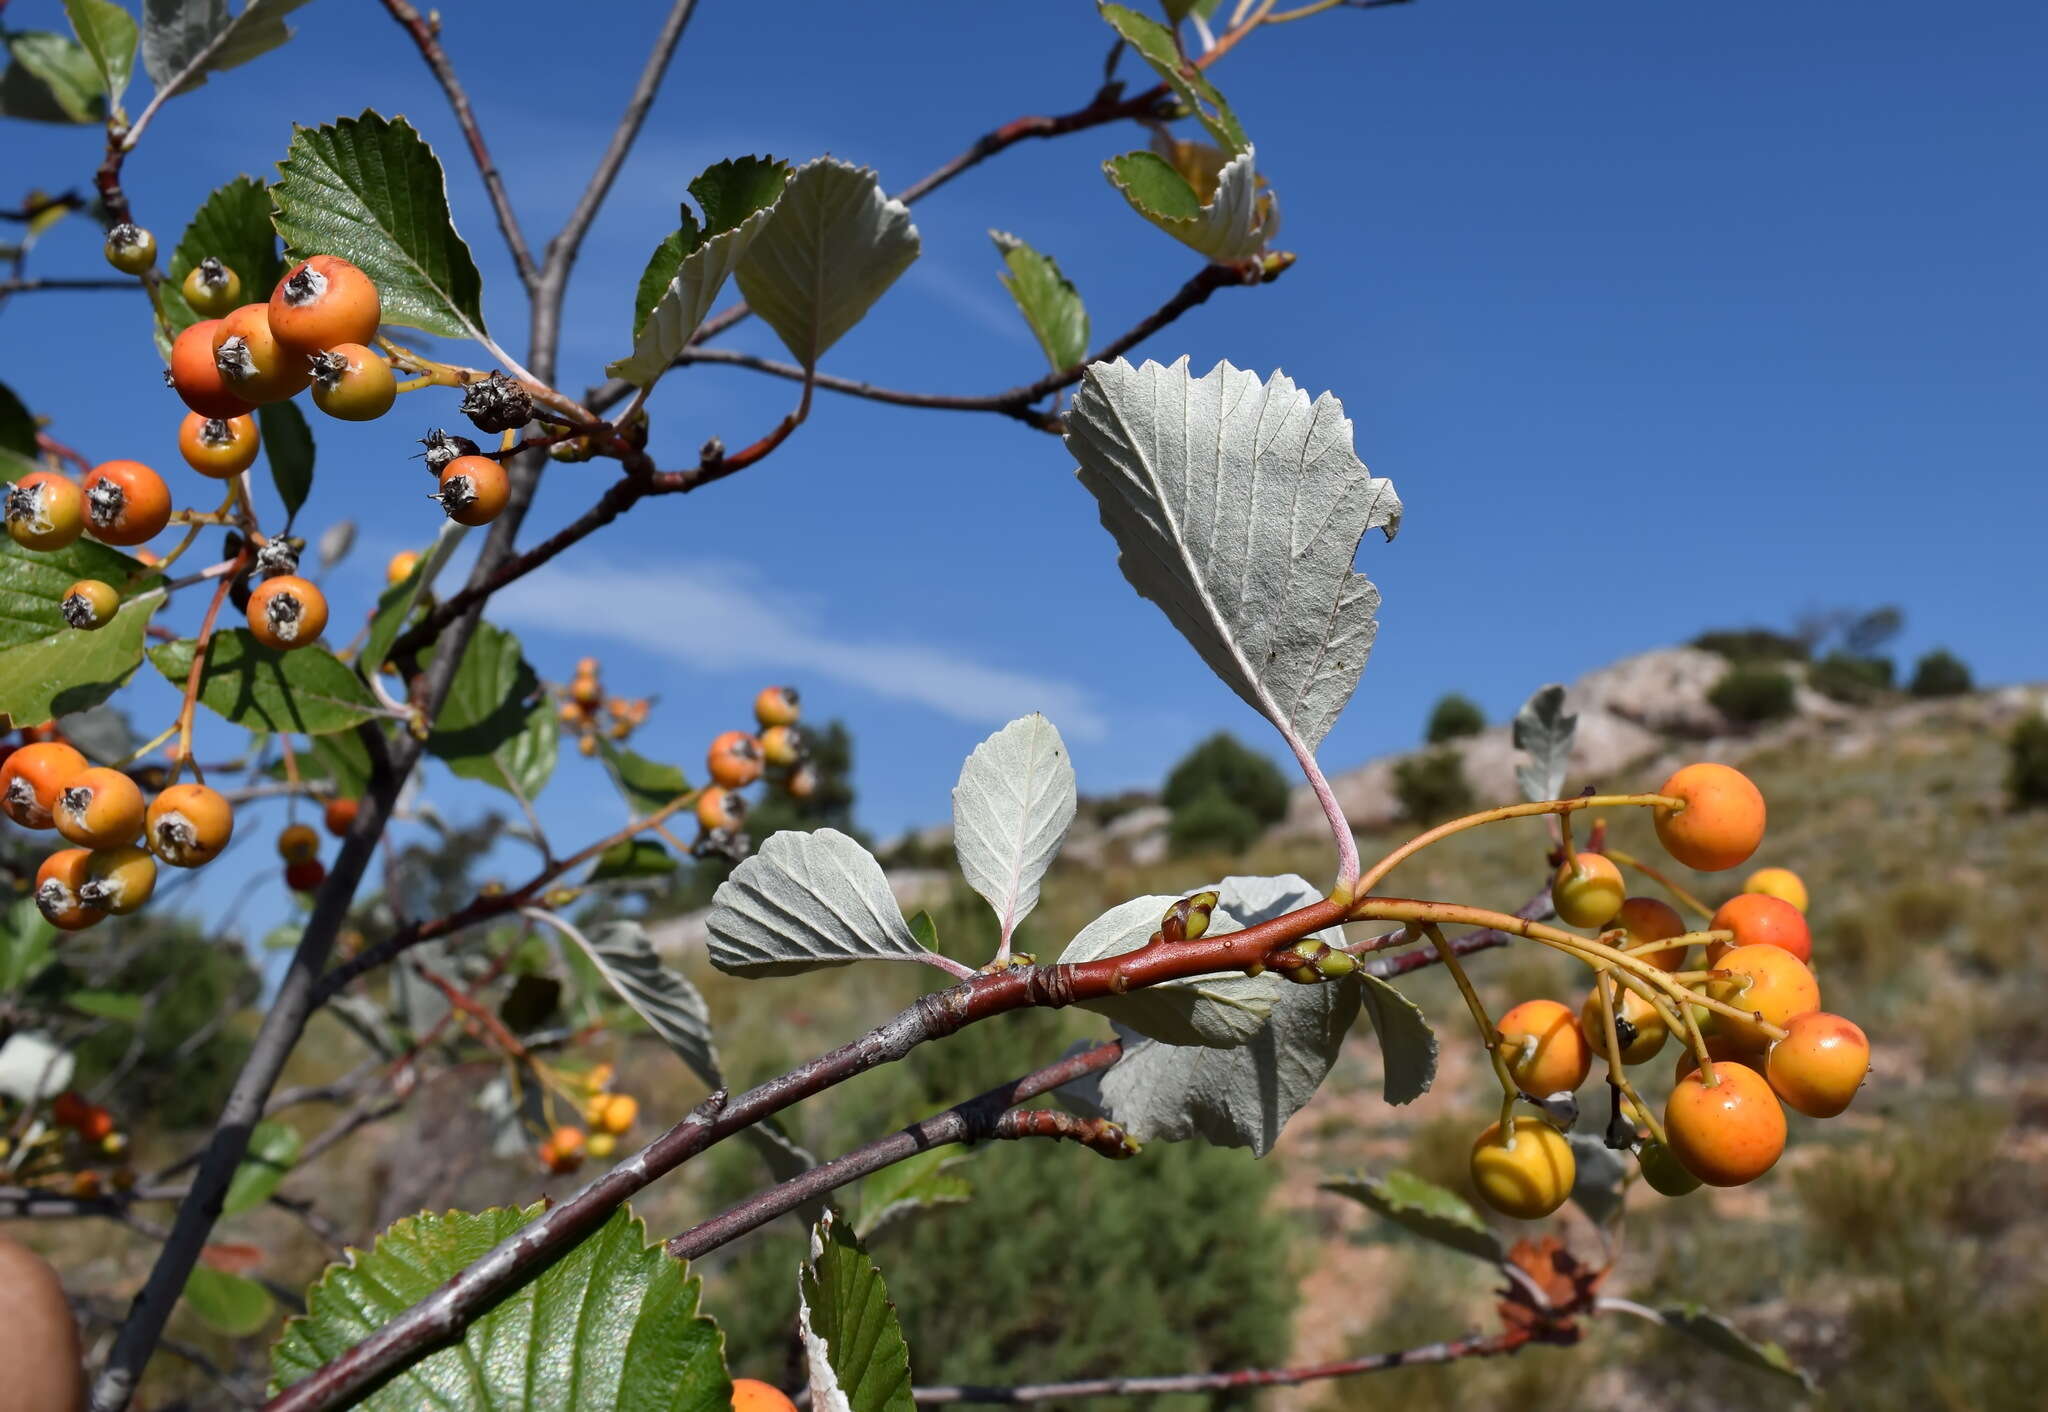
(1168, 789, 1263, 856)
(1393, 749, 1475, 824)
(1909, 649, 1974, 698)
(749, 718, 858, 839)
(1810, 652, 1895, 705)
(2010, 714, 2048, 810)
(1692, 628, 1810, 663)
(1162, 733, 1290, 829)
(1709, 667, 1798, 726)
(1424, 693, 1485, 744)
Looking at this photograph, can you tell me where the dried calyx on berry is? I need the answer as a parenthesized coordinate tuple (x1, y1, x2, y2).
(691, 828, 751, 864)
(254, 537, 302, 579)
(418, 428, 481, 473)
(458, 372, 533, 433)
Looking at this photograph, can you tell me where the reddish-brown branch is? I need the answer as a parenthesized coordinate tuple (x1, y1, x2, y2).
(374, 0, 537, 290)
(410, 964, 528, 1060)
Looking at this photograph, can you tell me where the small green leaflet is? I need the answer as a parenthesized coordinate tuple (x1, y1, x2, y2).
(596, 735, 690, 815)
(424, 622, 556, 800)
(1321, 1169, 1505, 1263)
(184, 1263, 274, 1337)
(270, 1204, 731, 1410)
(1615, 1303, 1816, 1390)
(1, 896, 59, 994)
(589, 838, 676, 881)
(1357, 972, 1437, 1105)
(799, 1211, 914, 1412)
(62, 0, 136, 110)
(1098, 4, 1249, 154)
(990, 231, 1089, 372)
(1103, 146, 1277, 262)
(0, 31, 106, 124)
(222, 1119, 303, 1216)
(855, 1147, 973, 1240)
(272, 110, 489, 343)
(150, 631, 381, 735)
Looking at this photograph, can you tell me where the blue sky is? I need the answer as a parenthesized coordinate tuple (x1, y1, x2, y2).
(6, 0, 2045, 937)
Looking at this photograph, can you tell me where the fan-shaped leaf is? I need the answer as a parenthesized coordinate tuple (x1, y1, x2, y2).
(1103, 146, 1276, 262)
(142, 0, 312, 102)
(952, 713, 1076, 945)
(425, 622, 555, 799)
(706, 829, 933, 976)
(150, 631, 377, 734)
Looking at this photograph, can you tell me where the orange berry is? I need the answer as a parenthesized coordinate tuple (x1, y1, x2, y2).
(598, 1093, 638, 1135)
(35, 848, 105, 931)
(1496, 998, 1591, 1097)
(730, 1378, 800, 1412)
(2, 742, 88, 829)
(1550, 851, 1625, 928)
(785, 763, 818, 800)
(759, 724, 804, 767)
(1615, 895, 1690, 971)
(434, 455, 509, 526)
(1743, 865, 1809, 914)
(5, 470, 86, 552)
(53, 767, 145, 849)
(177, 412, 260, 479)
(276, 823, 320, 863)
(81, 460, 171, 547)
(1707, 892, 1811, 965)
(269, 255, 381, 356)
(569, 675, 602, 708)
(246, 575, 329, 650)
(82, 845, 157, 915)
(212, 302, 312, 404)
(60, 579, 121, 630)
(1580, 984, 1668, 1065)
(707, 731, 764, 789)
(1654, 763, 1766, 872)
(145, 783, 234, 867)
(1708, 943, 1820, 1049)
(170, 319, 255, 420)
(322, 796, 359, 836)
(753, 685, 800, 728)
(77, 1106, 114, 1142)
(1673, 1029, 1764, 1082)
(540, 1126, 586, 1173)
(308, 343, 396, 421)
(383, 550, 420, 587)
(69, 1169, 103, 1198)
(1765, 1012, 1870, 1118)
(1664, 1061, 1786, 1186)
(1469, 1116, 1575, 1219)
(696, 786, 746, 833)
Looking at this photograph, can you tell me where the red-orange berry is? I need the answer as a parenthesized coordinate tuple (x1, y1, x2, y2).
(1664, 1061, 1786, 1186)
(2, 742, 88, 829)
(323, 796, 359, 836)
(170, 320, 255, 419)
(308, 343, 396, 421)
(759, 724, 804, 767)
(1743, 866, 1809, 913)
(753, 685, 800, 728)
(50, 1091, 90, 1129)
(246, 575, 329, 650)
(53, 767, 145, 849)
(177, 413, 260, 479)
(1654, 763, 1766, 872)
(696, 785, 746, 832)
(60, 580, 120, 631)
(82, 845, 157, 915)
(145, 783, 234, 867)
(1707, 892, 1811, 965)
(1497, 998, 1592, 1097)
(707, 731, 764, 789)
(269, 255, 382, 356)
(1708, 943, 1821, 1050)
(35, 848, 105, 931)
(5, 471, 86, 552)
(81, 461, 172, 547)
(1765, 1011, 1870, 1118)
(212, 302, 311, 404)
(785, 763, 818, 800)
(1615, 895, 1690, 971)
(76, 1106, 114, 1143)
(434, 455, 509, 526)
(730, 1379, 800, 1412)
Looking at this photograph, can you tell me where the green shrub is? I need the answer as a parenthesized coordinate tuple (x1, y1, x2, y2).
(1809, 651, 1894, 705)
(2010, 714, 2048, 809)
(1168, 788, 1264, 855)
(1393, 749, 1474, 824)
(1908, 649, 1973, 698)
(1424, 692, 1485, 744)
(1162, 732, 1290, 827)
(1707, 666, 1797, 726)
(1692, 627, 1809, 663)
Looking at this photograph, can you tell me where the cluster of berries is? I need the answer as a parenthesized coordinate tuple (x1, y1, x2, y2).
(694, 686, 814, 845)
(1468, 763, 1869, 1218)
(2, 728, 235, 932)
(555, 657, 652, 758)
(0, 1089, 133, 1199)
(536, 1062, 641, 1174)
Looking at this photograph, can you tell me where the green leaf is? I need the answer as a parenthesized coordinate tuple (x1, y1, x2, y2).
(358, 524, 459, 677)
(272, 110, 488, 342)
(222, 1118, 302, 1216)
(0, 539, 158, 729)
(734, 157, 920, 369)
(906, 909, 938, 952)
(1163, 0, 1226, 20)
(258, 399, 313, 523)
(1, 896, 59, 995)
(160, 174, 285, 346)
(0, 380, 37, 458)
(589, 838, 676, 881)
(630, 225, 693, 338)
(1104, 146, 1276, 261)
(425, 622, 555, 799)
(141, 0, 313, 102)
(610, 156, 791, 387)
(546, 918, 721, 1088)
(799, 1211, 914, 1412)
(65, 989, 144, 1021)
(596, 736, 690, 815)
(1062, 893, 1279, 1048)
(270, 1204, 731, 1410)
(1099, 4, 1248, 153)
(1637, 1305, 1816, 1390)
(58, 703, 138, 762)
(1321, 1169, 1505, 1263)
(150, 630, 381, 735)
(1, 32, 106, 124)
(990, 231, 1088, 373)
(63, 0, 136, 108)
(183, 1264, 274, 1337)
(1357, 972, 1437, 1105)
(854, 1147, 972, 1240)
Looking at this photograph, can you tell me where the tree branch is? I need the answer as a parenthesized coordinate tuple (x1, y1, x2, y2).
(375, 0, 538, 291)
(666, 1042, 1124, 1261)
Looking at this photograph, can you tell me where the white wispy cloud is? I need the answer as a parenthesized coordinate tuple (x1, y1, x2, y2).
(495, 561, 1107, 740)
